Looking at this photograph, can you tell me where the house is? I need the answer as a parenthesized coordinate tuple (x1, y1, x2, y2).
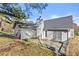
(13, 15, 74, 42)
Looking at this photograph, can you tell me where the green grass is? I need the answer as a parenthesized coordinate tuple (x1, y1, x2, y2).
(0, 31, 7, 35)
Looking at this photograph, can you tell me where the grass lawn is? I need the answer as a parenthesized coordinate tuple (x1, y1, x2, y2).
(0, 37, 56, 56)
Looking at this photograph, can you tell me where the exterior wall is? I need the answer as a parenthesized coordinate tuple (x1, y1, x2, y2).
(45, 31, 68, 42)
(46, 31, 54, 40)
(68, 28, 74, 39)
(42, 30, 46, 39)
(53, 31, 62, 42)
(20, 28, 36, 39)
(14, 24, 36, 39)
(14, 24, 21, 38)
(45, 29, 74, 42)
(14, 24, 20, 34)
(36, 19, 44, 39)
(45, 31, 62, 41)
(62, 31, 68, 42)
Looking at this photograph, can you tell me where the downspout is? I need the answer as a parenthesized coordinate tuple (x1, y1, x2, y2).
(58, 41, 65, 56)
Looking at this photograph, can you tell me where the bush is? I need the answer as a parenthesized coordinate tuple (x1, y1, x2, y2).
(74, 29, 79, 36)
(23, 39, 29, 41)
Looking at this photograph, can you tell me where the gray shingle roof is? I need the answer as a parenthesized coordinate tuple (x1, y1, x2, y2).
(44, 15, 73, 30)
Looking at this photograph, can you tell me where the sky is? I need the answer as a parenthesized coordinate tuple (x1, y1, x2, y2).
(21, 3, 79, 26)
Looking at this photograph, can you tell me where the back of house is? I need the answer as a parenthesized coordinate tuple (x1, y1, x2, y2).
(36, 15, 74, 42)
(13, 15, 74, 42)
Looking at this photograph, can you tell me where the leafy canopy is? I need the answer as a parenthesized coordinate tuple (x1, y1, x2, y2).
(0, 3, 48, 21)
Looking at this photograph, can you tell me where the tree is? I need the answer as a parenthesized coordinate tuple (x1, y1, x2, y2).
(0, 3, 48, 21)
(0, 3, 26, 21)
(24, 3, 48, 17)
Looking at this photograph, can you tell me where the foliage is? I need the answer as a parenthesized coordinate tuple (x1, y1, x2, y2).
(0, 3, 26, 20)
(11, 7, 26, 20)
(0, 3, 48, 21)
(74, 29, 79, 36)
(24, 3, 48, 16)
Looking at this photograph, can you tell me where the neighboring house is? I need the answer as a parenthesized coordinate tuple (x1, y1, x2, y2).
(13, 15, 74, 42)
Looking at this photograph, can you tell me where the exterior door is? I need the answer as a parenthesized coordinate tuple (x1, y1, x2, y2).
(53, 31, 62, 42)
(47, 31, 54, 39)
